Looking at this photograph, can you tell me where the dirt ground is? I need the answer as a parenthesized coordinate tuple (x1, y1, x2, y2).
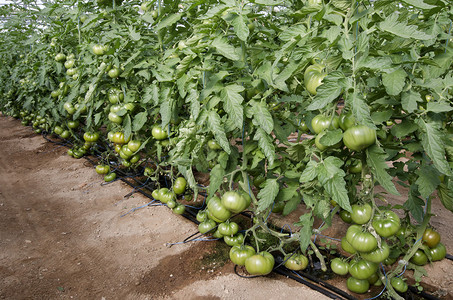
(0, 114, 452, 300)
(0, 115, 329, 299)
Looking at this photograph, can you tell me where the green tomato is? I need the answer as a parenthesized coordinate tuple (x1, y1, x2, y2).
(351, 203, 372, 225)
(54, 125, 64, 135)
(152, 125, 168, 140)
(55, 53, 66, 62)
(92, 44, 106, 55)
(221, 191, 249, 214)
(96, 164, 110, 175)
(127, 140, 141, 152)
(359, 241, 390, 263)
(198, 219, 216, 234)
(346, 225, 377, 253)
(245, 251, 275, 276)
(173, 177, 187, 195)
(339, 111, 356, 131)
(224, 233, 244, 246)
(108, 112, 123, 124)
(60, 130, 70, 139)
(172, 204, 186, 215)
(410, 250, 428, 266)
(348, 159, 362, 174)
(284, 254, 309, 271)
(207, 196, 231, 222)
(349, 259, 378, 280)
(315, 130, 342, 151)
(64, 59, 75, 69)
(429, 242, 446, 261)
(196, 210, 208, 223)
(218, 221, 239, 236)
(311, 114, 340, 134)
(341, 237, 357, 255)
(372, 210, 401, 238)
(104, 172, 117, 182)
(391, 277, 408, 293)
(207, 139, 221, 150)
(229, 245, 256, 266)
(422, 228, 441, 248)
(304, 64, 326, 95)
(343, 125, 377, 152)
(339, 210, 353, 224)
(108, 67, 121, 78)
(347, 277, 370, 294)
(330, 257, 349, 276)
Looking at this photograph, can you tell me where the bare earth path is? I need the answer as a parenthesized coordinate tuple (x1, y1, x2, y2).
(0, 115, 330, 300)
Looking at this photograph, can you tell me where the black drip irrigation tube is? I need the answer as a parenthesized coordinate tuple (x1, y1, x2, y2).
(39, 130, 450, 300)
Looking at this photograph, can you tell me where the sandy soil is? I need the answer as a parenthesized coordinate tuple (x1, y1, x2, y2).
(0, 115, 328, 299)
(1, 114, 452, 300)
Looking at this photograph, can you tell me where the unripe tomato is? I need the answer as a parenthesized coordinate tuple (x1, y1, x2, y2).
(343, 125, 377, 152)
(422, 228, 441, 248)
(152, 125, 168, 140)
(55, 53, 66, 62)
(207, 196, 231, 222)
(359, 241, 390, 263)
(221, 191, 249, 213)
(198, 219, 216, 234)
(284, 254, 309, 271)
(93, 44, 106, 55)
(410, 250, 428, 266)
(104, 172, 117, 182)
(346, 225, 377, 253)
(224, 233, 244, 246)
(173, 177, 187, 195)
(391, 277, 408, 293)
(372, 210, 401, 238)
(218, 221, 239, 236)
(351, 203, 372, 224)
(330, 258, 349, 275)
(127, 140, 141, 152)
(172, 204, 186, 215)
(304, 64, 326, 95)
(207, 139, 221, 150)
(339, 112, 356, 130)
(347, 277, 369, 294)
(245, 251, 275, 275)
(229, 245, 256, 266)
(429, 242, 446, 261)
(108, 67, 121, 78)
(311, 114, 340, 134)
(349, 259, 378, 280)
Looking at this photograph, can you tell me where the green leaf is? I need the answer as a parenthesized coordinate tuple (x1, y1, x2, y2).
(211, 37, 240, 61)
(207, 111, 231, 154)
(401, 90, 422, 113)
(324, 174, 352, 212)
(251, 101, 274, 134)
(391, 120, 418, 138)
(366, 145, 400, 195)
(307, 80, 342, 111)
(319, 129, 343, 146)
(438, 181, 453, 212)
(277, 184, 299, 202)
(371, 110, 393, 124)
(253, 128, 276, 166)
(257, 179, 279, 212)
(208, 164, 225, 199)
(295, 213, 313, 252)
(379, 12, 434, 40)
(283, 196, 302, 216)
(128, 26, 141, 41)
(426, 102, 453, 113)
(415, 165, 440, 199)
(350, 93, 377, 129)
(231, 14, 249, 42)
(132, 111, 148, 132)
(255, 0, 284, 5)
(382, 69, 406, 96)
(403, 186, 425, 223)
(123, 114, 132, 141)
(221, 84, 244, 130)
(160, 99, 172, 129)
(300, 160, 318, 183)
(155, 13, 182, 31)
(401, 0, 435, 9)
(416, 119, 453, 176)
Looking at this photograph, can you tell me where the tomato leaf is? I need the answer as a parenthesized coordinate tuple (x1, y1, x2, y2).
(253, 128, 275, 166)
(401, 90, 422, 113)
(251, 101, 273, 134)
(283, 195, 301, 216)
(438, 181, 453, 212)
(382, 69, 406, 96)
(211, 37, 240, 61)
(350, 93, 377, 129)
(401, 0, 435, 10)
(132, 111, 148, 132)
(426, 102, 453, 113)
(231, 14, 249, 42)
(391, 120, 418, 138)
(155, 13, 181, 31)
(208, 164, 225, 199)
(379, 12, 434, 40)
(319, 129, 343, 146)
(257, 179, 279, 212)
(255, 0, 284, 6)
(124, 114, 132, 141)
(307, 78, 343, 111)
(207, 110, 231, 154)
(403, 185, 425, 223)
(300, 160, 318, 183)
(416, 118, 453, 176)
(415, 165, 440, 199)
(221, 84, 244, 130)
(366, 145, 400, 195)
(295, 213, 313, 252)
